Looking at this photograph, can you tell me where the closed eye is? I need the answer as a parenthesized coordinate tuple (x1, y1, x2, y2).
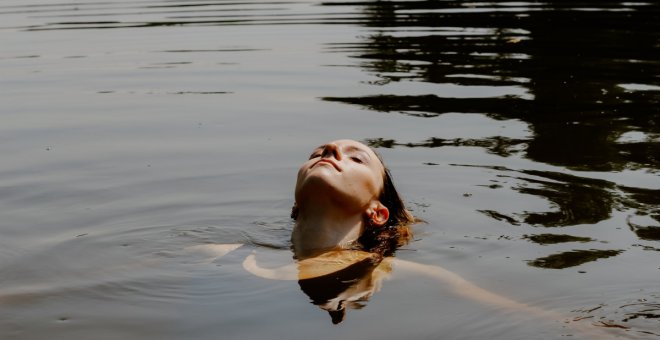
(351, 156, 364, 164)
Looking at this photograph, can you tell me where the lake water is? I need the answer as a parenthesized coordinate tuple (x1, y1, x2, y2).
(1, 0, 659, 339)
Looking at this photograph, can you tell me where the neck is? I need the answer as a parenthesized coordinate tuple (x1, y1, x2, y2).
(291, 204, 365, 259)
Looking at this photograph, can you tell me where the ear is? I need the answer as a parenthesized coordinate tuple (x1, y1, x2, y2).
(366, 201, 389, 227)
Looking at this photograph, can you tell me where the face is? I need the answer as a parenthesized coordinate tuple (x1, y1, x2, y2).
(295, 140, 385, 212)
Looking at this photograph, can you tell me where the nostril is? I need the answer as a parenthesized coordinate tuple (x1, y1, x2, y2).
(322, 143, 341, 160)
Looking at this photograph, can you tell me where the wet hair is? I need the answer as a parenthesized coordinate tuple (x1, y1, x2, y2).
(291, 148, 415, 258)
(357, 164, 415, 258)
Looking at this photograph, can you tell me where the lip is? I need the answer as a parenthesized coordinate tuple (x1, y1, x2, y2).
(314, 159, 342, 172)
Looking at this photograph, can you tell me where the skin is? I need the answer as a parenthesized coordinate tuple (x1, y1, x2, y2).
(291, 139, 389, 258)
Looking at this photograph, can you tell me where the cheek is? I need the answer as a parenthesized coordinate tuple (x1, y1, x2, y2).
(296, 160, 317, 179)
(296, 164, 306, 181)
(295, 163, 312, 192)
(350, 168, 382, 197)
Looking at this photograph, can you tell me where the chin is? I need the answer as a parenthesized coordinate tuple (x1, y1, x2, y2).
(297, 174, 337, 197)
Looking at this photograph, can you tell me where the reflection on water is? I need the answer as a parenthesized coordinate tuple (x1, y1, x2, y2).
(571, 295, 660, 336)
(298, 256, 386, 324)
(522, 233, 593, 245)
(527, 249, 623, 269)
(324, 0, 659, 172)
(321, 0, 660, 332)
(628, 218, 660, 241)
(1, 0, 659, 338)
(323, 0, 660, 249)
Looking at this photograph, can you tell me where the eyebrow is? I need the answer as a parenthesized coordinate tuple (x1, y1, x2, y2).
(311, 144, 372, 159)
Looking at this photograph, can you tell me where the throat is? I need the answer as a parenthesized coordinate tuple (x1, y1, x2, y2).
(291, 215, 364, 259)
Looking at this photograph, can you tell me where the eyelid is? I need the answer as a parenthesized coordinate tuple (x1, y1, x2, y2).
(350, 152, 368, 163)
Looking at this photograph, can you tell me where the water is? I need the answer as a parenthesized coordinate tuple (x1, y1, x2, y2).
(1, 0, 659, 338)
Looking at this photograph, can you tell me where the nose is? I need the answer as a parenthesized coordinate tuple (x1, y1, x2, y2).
(321, 143, 342, 161)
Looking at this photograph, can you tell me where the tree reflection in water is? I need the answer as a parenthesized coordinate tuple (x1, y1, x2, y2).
(321, 0, 659, 247)
(323, 1, 659, 170)
(318, 1, 659, 330)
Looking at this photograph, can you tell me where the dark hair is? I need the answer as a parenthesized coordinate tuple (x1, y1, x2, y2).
(357, 165, 415, 258)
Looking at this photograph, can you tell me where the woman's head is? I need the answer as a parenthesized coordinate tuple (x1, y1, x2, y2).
(293, 139, 414, 256)
(295, 139, 387, 220)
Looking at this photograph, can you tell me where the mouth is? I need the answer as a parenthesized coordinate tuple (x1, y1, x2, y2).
(314, 159, 342, 172)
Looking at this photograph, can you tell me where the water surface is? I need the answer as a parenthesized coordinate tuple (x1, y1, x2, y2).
(1, 1, 659, 339)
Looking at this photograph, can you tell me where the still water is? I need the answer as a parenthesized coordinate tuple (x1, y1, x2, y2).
(1, 0, 659, 339)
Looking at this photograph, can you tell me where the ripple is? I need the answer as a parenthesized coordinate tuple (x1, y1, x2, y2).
(0, 0, 367, 31)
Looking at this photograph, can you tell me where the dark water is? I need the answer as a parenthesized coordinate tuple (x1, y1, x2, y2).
(1, 1, 659, 339)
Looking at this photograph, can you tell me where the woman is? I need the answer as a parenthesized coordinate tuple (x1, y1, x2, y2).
(290, 139, 415, 259)
(241, 140, 532, 319)
(194, 140, 619, 336)
(288, 139, 415, 323)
